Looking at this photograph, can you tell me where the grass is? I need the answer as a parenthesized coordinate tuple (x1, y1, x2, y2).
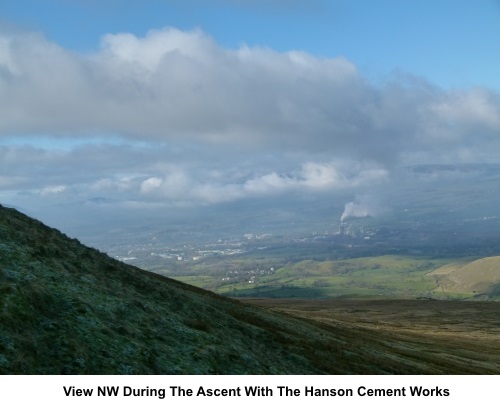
(429, 256, 500, 297)
(176, 254, 500, 300)
(201, 255, 467, 299)
(242, 298, 500, 374)
(2, 203, 499, 374)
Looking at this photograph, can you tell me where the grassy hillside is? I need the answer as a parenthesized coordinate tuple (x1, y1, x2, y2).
(430, 256, 500, 297)
(172, 254, 500, 300)
(243, 298, 500, 375)
(0, 204, 362, 374)
(1, 204, 498, 374)
(209, 256, 446, 299)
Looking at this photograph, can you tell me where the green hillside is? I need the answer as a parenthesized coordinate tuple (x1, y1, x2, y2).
(1, 204, 498, 374)
(0, 204, 353, 374)
(212, 256, 445, 299)
(430, 256, 500, 297)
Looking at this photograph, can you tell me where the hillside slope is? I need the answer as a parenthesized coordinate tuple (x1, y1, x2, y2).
(0, 204, 498, 374)
(0, 204, 341, 374)
(430, 256, 500, 297)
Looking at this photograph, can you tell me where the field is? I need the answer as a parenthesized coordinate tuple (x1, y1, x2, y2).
(221, 255, 442, 298)
(241, 298, 500, 374)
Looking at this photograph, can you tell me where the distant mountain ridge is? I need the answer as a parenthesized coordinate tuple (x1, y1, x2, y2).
(407, 163, 500, 175)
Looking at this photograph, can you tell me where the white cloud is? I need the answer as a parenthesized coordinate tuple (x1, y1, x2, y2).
(140, 177, 163, 194)
(1, 27, 499, 166)
(243, 172, 295, 194)
(99, 27, 220, 72)
(39, 185, 67, 196)
(1, 26, 499, 215)
(0, 28, 369, 153)
(430, 88, 500, 135)
(300, 162, 344, 189)
(91, 176, 136, 192)
(129, 160, 388, 205)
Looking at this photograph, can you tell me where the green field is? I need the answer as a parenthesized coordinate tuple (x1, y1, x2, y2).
(169, 254, 495, 300)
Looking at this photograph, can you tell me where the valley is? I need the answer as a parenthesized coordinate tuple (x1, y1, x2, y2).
(102, 227, 500, 301)
(1, 198, 500, 374)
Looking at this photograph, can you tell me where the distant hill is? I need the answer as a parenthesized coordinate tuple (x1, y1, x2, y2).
(430, 257, 500, 298)
(0, 203, 497, 374)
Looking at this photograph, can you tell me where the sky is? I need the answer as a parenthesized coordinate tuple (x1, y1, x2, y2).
(1, 0, 500, 236)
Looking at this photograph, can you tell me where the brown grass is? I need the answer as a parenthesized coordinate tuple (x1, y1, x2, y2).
(240, 298, 500, 374)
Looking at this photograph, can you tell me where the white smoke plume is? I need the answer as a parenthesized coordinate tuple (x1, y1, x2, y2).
(340, 196, 388, 222)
